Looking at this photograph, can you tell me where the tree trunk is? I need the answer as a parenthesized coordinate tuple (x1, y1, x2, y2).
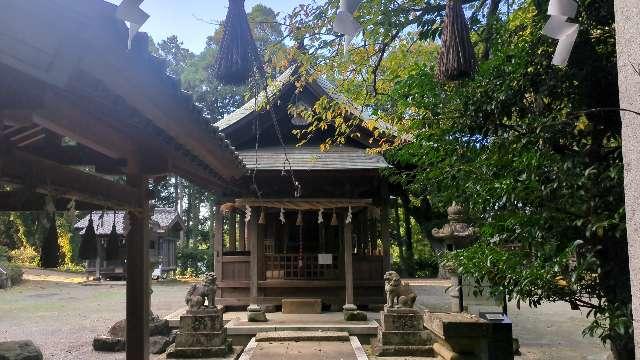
(599, 232, 635, 359)
(482, 0, 501, 60)
(400, 194, 415, 277)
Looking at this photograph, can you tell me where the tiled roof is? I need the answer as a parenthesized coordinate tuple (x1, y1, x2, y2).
(237, 146, 389, 170)
(217, 66, 297, 130)
(75, 208, 182, 235)
(216, 65, 393, 134)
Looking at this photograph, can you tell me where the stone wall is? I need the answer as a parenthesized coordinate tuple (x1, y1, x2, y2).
(614, 0, 640, 354)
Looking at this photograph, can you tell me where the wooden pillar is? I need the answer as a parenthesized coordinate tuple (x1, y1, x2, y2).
(248, 208, 259, 303)
(344, 219, 354, 306)
(381, 183, 391, 271)
(213, 205, 223, 279)
(239, 211, 246, 251)
(126, 173, 150, 359)
(229, 211, 237, 251)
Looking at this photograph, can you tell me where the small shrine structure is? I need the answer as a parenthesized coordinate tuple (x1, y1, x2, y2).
(75, 209, 184, 279)
(211, 66, 393, 311)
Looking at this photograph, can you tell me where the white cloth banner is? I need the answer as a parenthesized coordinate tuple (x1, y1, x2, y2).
(116, 0, 150, 49)
(542, 0, 579, 66)
(333, 0, 363, 54)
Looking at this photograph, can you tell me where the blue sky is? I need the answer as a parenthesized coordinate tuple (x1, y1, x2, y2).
(107, 0, 311, 53)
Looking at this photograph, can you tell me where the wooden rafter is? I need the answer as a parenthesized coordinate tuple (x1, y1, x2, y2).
(0, 148, 141, 209)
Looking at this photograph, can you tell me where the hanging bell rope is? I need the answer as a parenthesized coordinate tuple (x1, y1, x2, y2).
(437, 0, 477, 81)
(296, 211, 303, 226)
(214, 0, 262, 85)
(318, 208, 324, 224)
(258, 207, 266, 225)
(105, 212, 120, 261)
(331, 209, 338, 226)
(79, 214, 98, 260)
(279, 208, 286, 224)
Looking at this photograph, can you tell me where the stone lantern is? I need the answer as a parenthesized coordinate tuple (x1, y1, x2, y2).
(431, 202, 480, 312)
(431, 202, 478, 252)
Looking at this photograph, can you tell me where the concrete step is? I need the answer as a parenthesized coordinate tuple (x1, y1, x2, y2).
(255, 331, 350, 342)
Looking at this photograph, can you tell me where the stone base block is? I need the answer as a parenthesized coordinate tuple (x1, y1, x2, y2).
(165, 339, 232, 359)
(344, 310, 368, 321)
(0, 340, 43, 360)
(377, 329, 434, 346)
(179, 314, 223, 332)
(380, 311, 424, 331)
(175, 331, 226, 348)
(255, 331, 350, 342)
(92, 336, 125, 352)
(372, 338, 433, 357)
(282, 298, 322, 314)
(433, 342, 480, 360)
(424, 312, 489, 339)
(185, 305, 223, 316)
(247, 310, 268, 322)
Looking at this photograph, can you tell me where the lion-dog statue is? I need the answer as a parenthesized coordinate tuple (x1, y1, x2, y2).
(185, 272, 217, 311)
(384, 271, 417, 309)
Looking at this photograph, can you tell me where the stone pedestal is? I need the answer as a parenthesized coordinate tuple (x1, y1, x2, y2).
(247, 304, 268, 322)
(166, 306, 231, 358)
(424, 311, 513, 360)
(373, 308, 434, 357)
(343, 304, 367, 321)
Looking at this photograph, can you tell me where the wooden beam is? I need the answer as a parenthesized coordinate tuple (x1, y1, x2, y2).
(26, 144, 127, 173)
(75, 36, 245, 180)
(344, 220, 354, 306)
(229, 211, 237, 251)
(0, 191, 106, 211)
(248, 208, 259, 303)
(381, 182, 391, 272)
(34, 92, 136, 160)
(9, 125, 42, 141)
(239, 211, 246, 251)
(125, 171, 150, 359)
(214, 205, 224, 287)
(16, 133, 45, 147)
(0, 149, 139, 209)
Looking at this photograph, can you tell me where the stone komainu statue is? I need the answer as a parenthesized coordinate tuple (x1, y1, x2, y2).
(384, 271, 417, 309)
(185, 272, 217, 311)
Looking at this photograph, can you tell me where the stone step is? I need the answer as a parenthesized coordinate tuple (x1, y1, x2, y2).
(282, 298, 322, 314)
(255, 331, 350, 342)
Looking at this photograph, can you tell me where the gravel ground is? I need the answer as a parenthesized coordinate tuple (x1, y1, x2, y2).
(0, 270, 610, 359)
(0, 269, 190, 360)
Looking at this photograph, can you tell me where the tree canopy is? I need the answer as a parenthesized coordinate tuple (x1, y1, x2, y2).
(280, 0, 632, 357)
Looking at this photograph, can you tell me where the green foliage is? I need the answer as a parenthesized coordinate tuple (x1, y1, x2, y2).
(177, 245, 211, 277)
(0, 245, 9, 261)
(0, 261, 24, 285)
(287, 0, 629, 353)
(9, 245, 39, 266)
(381, 1, 629, 351)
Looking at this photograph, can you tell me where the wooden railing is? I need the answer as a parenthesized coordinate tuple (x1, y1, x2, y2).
(265, 254, 339, 280)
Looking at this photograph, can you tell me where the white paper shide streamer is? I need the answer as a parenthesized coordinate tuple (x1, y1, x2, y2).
(116, 0, 150, 49)
(542, 0, 579, 66)
(333, 0, 363, 54)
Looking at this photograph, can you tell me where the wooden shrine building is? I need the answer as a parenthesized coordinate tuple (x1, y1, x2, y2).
(212, 66, 393, 310)
(0, 0, 245, 357)
(75, 208, 184, 279)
